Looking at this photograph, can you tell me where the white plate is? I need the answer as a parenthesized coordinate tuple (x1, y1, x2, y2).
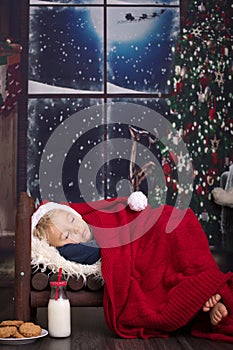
(0, 328, 48, 345)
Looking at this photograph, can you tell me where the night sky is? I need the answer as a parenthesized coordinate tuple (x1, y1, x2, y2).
(29, 4, 179, 93)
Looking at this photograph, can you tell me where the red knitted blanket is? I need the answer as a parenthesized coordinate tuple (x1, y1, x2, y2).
(71, 198, 233, 342)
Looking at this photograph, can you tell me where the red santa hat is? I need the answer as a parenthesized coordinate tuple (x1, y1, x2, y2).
(31, 202, 82, 233)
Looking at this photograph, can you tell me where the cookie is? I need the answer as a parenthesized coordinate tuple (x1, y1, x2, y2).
(0, 320, 24, 327)
(14, 330, 25, 339)
(19, 322, 42, 338)
(0, 326, 17, 338)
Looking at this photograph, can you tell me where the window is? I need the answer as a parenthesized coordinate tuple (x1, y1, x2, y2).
(27, 0, 181, 204)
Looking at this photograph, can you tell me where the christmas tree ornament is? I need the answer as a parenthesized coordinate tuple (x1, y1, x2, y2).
(180, 66, 188, 79)
(197, 88, 206, 103)
(201, 210, 210, 222)
(190, 27, 202, 38)
(204, 86, 211, 101)
(206, 40, 217, 53)
(210, 135, 220, 152)
(198, 2, 206, 12)
(214, 68, 224, 87)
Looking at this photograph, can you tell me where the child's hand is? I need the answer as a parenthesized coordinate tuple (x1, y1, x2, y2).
(127, 191, 148, 212)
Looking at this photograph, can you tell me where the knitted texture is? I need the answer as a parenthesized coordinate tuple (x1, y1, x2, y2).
(71, 198, 233, 341)
(34, 197, 233, 340)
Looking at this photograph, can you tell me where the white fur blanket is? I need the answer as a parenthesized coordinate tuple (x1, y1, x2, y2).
(31, 236, 103, 283)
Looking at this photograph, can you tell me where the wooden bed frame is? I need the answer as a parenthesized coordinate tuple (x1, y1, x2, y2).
(14, 192, 104, 322)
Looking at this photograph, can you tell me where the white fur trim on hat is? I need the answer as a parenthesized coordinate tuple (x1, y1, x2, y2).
(31, 202, 82, 233)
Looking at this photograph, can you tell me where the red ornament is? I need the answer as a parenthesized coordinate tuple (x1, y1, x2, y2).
(221, 12, 227, 24)
(199, 76, 210, 89)
(173, 181, 178, 191)
(196, 185, 203, 195)
(163, 162, 171, 175)
(171, 90, 176, 96)
(176, 81, 183, 94)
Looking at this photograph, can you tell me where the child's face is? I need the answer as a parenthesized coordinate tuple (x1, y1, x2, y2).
(47, 209, 92, 247)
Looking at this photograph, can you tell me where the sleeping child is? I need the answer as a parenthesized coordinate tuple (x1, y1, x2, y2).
(31, 192, 233, 341)
(32, 201, 100, 265)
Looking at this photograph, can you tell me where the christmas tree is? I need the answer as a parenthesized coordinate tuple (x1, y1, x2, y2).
(166, 0, 233, 248)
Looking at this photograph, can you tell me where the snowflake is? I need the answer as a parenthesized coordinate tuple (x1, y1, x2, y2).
(214, 69, 224, 87)
(190, 27, 202, 38)
(177, 151, 187, 172)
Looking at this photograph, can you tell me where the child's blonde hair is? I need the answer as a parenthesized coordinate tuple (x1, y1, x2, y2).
(32, 210, 57, 242)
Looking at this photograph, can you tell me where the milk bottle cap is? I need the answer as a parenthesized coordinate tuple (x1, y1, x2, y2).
(50, 281, 67, 287)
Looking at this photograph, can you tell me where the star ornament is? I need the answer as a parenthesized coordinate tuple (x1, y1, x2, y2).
(190, 27, 202, 38)
(210, 135, 220, 151)
(214, 69, 224, 87)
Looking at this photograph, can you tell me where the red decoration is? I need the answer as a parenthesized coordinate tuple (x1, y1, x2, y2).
(176, 81, 183, 94)
(221, 11, 226, 21)
(209, 107, 216, 120)
(212, 151, 218, 165)
(199, 76, 210, 89)
(163, 161, 171, 175)
(173, 181, 178, 191)
(1, 54, 21, 117)
(196, 185, 203, 195)
(209, 97, 217, 120)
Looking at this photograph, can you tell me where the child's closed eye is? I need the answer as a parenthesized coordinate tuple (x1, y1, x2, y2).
(67, 214, 75, 223)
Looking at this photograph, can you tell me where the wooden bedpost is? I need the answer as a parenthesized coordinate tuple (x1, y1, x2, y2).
(14, 192, 35, 321)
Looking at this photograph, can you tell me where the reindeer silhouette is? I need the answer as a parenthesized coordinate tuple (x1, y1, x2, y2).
(129, 126, 157, 191)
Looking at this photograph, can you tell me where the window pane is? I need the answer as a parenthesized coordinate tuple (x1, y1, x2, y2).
(30, 0, 179, 5)
(27, 98, 105, 203)
(107, 0, 179, 4)
(107, 7, 180, 93)
(30, 1, 103, 4)
(29, 6, 104, 93)
(105, 98, 169, 200)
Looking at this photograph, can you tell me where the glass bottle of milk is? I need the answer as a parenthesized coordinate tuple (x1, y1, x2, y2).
(48, 281, 71, 337)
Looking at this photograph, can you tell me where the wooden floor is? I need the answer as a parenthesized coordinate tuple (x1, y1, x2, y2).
(0, 287, 233, 350)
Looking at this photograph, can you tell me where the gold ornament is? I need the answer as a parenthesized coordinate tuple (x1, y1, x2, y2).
(210, 135, 220, 151)
(214, 69, 224, 87)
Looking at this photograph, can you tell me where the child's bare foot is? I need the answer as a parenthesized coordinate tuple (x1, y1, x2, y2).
(209, 302, 228, 326)
(203, 294, 221, 312)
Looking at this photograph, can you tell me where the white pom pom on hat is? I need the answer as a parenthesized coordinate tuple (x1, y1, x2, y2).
(127, 191, 148, 212)
(31, 202, 82, 233)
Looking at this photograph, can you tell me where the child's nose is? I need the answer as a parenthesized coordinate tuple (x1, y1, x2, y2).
(74, 228, 81, 235)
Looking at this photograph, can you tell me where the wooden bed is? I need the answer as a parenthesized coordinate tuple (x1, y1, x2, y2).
(14, 192, 104, 322)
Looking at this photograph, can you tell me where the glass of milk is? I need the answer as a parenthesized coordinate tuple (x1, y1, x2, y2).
(48, 281, 71, 337)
